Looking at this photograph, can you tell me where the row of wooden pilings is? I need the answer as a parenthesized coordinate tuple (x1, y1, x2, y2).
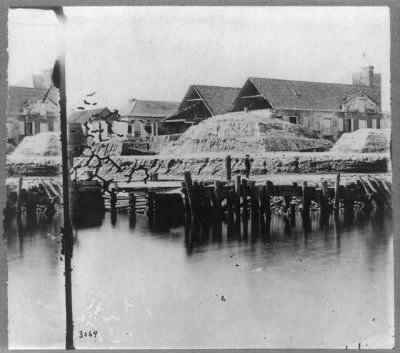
(100, 170, 391, 231)
(180, 171, 391, 228)
(4, 177, 63, 227)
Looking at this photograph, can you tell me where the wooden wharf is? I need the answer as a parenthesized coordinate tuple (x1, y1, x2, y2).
(88, 170, 392, 230)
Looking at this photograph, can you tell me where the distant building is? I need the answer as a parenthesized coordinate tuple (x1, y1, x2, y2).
(119, 99, 179, 137)
(231, 66, 382, 141)
(164, 85, 240, 134)
(68, 107, 120, 142)
(7, 71, 60, 146)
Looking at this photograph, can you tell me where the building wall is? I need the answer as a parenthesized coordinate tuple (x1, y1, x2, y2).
(7, 115, 59, 145)
(343, 95, 378, 114)
(274, 109, 342, 140)
(274, 109, 382, 141)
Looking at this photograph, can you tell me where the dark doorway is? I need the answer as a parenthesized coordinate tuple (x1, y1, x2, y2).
(344, 119, 352, 132)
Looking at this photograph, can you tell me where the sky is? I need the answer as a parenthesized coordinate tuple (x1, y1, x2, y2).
(8, 6, 391, 112)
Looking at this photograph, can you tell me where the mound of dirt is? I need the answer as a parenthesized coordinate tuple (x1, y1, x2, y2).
(12, 132, 61, 157)
(162, 110, 333, 154)
(332, 128, 390, 153)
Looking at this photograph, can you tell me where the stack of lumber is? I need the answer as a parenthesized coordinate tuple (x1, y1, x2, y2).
(103, 192, 148, 214)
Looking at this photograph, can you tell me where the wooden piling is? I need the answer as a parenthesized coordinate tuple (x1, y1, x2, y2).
(343, 187, 354, 223)
(242, 178, 249, 220)
(16, 176, 23, 215)
(302, 181, 311, 219)
(110, 190, 117, 211)
(249, 181, 258, 221)
(334, 173, 341, 214)
(129, 192, 136, 217)
(283, 195, 291, 214)
(318, 179, 330, 226)
(192, 181, 201, 219)
(214, 180, 224, 219)
(225, 154, 232, 181)
(265, 180, 273, 219)
(184, 171, 195, 218)
(234, 175, 241, 222)
(226, 190, 235, 223)
(289, 202, 296, 216)
(181, 182, 191, 223)
(259, 185, 267, 218)
(319, 180, 330, 218)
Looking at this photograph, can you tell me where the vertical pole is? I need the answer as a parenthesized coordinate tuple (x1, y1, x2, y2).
(302, 182, 309, 218)
(265, 180, 273, 219)
(129, 192, 136, 216)
(53, 8, 74, 350)
(226, 190, 235, 224)
(283, 195, 291, 214)
(225, 154, 232, 181)
(16, 176, 23, 215)
(214, 180, 223, 219)
(334, 173, 341, 214)
(184, 171, 194, 218)
(343, 187, 354, 224)
(181, 182, 191, 224)
(249, 181, 258, 221)
(319, 180, 329, 225)
(234, 175, 241, 222)
(242, 178, 248, 220)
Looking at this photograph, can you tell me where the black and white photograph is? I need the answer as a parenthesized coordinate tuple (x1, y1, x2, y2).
(2, 4, 394, 350)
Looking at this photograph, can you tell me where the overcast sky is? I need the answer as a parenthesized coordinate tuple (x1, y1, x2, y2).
(8, 6, 390, 112)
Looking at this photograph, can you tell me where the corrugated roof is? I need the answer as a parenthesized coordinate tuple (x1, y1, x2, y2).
(247, 77, 381, 111)
(8, 86, 48, 115)
(68, 107, 116, 123)
(120, 99, 179, 119)
(194, 85, 241, 115)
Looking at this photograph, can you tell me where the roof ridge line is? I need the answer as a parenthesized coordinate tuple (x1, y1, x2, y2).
(194, 84, 241, 89)
(248, 76, 380, 90)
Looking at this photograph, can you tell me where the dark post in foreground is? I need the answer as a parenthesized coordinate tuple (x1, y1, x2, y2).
(225, 155, 232, 181)
(52, 8, 74, 349)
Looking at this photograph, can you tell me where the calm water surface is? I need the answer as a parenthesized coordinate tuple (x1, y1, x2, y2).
(6, 210, 394, 349)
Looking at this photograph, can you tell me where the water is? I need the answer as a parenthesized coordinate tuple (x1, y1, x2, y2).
(5, 210, 394, 349)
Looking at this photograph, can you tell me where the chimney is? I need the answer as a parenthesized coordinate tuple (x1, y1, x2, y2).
(361, 66, 374, 86)
(352, 66, 375, 87)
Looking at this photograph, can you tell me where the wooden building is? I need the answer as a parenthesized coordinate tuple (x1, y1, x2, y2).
(119, 99, 179, 137)
(164, 85, 240, 134)
(231, 66, 382, 141)
(7, 85, 60, 146)
(68, 107, 120, 142)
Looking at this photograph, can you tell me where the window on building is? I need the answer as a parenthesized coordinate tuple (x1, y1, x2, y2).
(26, 122, 33, 136)
(48, 120, 54, 132)
(107, 123, 113, 135)
(289, 116, 297, 124)
(35, 120, 41, 134)
(127, 124, 132, 135)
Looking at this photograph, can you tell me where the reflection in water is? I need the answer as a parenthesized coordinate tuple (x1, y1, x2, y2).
(6, 209, 394, 349)
(6, 213, 65, 349)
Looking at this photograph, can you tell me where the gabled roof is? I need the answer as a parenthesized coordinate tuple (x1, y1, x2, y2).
(193, 85, 241, 115)
(68, 107, 117, 123)
(8, 86, 48, 115)
(166, 84, 241, 121)
(342, 91, 379, 105)
(242, 77, 380, 111)
(120, 99, 179, 119)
